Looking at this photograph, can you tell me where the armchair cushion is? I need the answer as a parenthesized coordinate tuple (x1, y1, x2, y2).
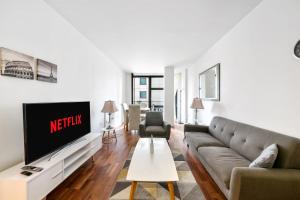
(145, 112, 163, 126)
(146, 126, 165, 134)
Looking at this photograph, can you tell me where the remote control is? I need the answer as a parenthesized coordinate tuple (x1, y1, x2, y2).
(21, 171, 32, 176)
(21, 166, 43, 172)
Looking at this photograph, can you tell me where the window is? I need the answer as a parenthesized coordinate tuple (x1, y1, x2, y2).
(151, 77, 164, 88)
(140, 77, 147, 85)
(133, 77, 149, 107)
(132, 74, 164, 111)
(139, 91, 147, 99)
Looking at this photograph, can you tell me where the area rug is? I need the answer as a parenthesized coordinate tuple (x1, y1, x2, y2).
(109, 146, 206, 200)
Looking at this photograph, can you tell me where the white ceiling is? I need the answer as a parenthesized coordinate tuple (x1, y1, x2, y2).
(45, 0, 262, 73)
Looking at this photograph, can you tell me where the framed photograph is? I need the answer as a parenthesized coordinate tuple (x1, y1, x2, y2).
(37, 59, 57, 83)
(0, 47, 35, 80)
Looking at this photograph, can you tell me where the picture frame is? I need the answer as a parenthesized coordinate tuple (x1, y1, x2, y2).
(0, 47, 36, 80)
(37, 59, 57, 83)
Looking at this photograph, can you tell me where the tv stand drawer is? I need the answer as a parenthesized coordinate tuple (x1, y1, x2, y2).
(28, 162, 63, 200)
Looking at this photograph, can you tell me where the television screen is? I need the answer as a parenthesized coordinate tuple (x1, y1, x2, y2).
(23, 101, 91, 164)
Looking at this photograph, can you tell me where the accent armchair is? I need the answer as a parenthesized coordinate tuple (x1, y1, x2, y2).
(139, 112, 171, 140)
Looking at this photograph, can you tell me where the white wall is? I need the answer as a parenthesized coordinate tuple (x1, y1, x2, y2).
(188, 0, 300, 138)
(124, 72, 132, 104)
(164, 66, 175, 125)
(174, 67, 188, 123)
(0, 0, 124, 171)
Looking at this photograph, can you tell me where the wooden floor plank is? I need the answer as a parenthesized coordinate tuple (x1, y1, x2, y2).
(47, 127, 226, 200)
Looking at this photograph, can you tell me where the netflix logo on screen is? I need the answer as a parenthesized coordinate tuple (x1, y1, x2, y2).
(23, 102, 91, 164)
(50, 114, 82, 134)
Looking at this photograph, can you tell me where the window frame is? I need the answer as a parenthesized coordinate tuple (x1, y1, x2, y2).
(131, 74, 164, 109)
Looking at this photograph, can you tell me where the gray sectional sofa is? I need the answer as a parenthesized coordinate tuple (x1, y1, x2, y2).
(184, 116, 300, 200)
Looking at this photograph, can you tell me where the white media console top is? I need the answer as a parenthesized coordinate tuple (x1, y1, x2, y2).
(0, 132, 102, 200)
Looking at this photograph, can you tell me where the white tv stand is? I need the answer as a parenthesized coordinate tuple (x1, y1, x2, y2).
(0, 132, 102, 200)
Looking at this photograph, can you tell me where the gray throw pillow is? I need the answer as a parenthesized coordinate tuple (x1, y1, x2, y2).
(249, 144, 278, 168)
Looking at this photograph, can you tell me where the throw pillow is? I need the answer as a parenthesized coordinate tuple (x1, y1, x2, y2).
(249, 144, 278, 168)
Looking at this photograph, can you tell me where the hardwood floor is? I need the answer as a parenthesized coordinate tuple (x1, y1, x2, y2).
(47, 127, 226, 200)
(172, 126, 226, 200)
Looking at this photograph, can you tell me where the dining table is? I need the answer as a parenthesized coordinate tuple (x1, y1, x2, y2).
(125, 107, 150, 113)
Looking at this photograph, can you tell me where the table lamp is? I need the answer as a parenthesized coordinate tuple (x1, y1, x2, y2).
(191, 98, 204, 125)
(101, 100, 118, 129)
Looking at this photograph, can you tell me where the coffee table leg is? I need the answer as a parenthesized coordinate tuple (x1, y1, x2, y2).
(129, 181, 137, 200)
(167, 182, 175, 200)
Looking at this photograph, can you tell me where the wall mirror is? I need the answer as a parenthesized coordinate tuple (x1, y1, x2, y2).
(199, 63, 220, 101)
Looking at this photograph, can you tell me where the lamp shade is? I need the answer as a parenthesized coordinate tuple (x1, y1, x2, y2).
(190, 98, 204, 109)
(101, 100, 118, 113)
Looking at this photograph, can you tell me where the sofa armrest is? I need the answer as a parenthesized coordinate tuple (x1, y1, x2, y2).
(230, 167, 300, 200)
(184, 124, 209, 133)
(163, 121, 171, 140)
(139, 120, 146, 137)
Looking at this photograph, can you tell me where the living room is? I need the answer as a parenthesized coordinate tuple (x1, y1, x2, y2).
(0, 0, 299, 200)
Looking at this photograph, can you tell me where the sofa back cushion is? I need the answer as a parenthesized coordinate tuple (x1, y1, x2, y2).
(209, 116, 300, 169)
(209, 117, 238, 146)
(146, 111, 163, 126)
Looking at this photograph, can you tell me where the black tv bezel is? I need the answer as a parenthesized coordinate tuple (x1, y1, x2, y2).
(23, 101, 91, 165)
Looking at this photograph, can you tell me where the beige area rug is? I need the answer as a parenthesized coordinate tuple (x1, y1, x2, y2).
(109, 146, 206, 200)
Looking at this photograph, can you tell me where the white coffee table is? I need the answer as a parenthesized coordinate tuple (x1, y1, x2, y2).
(126, 138, 179, 200)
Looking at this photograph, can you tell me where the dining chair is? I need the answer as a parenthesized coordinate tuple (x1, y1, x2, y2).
(140, 102, 147, 108)
(128, 104, 141, 132)
(121, 103, 129, 131)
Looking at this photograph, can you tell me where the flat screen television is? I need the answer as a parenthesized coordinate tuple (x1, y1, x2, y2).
(23, 101, 91, 164)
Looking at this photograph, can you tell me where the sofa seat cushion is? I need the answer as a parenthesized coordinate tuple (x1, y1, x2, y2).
(186, 132, 226, 149)
(146, 126, 165, 135)
(198, 146, 250, 188)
